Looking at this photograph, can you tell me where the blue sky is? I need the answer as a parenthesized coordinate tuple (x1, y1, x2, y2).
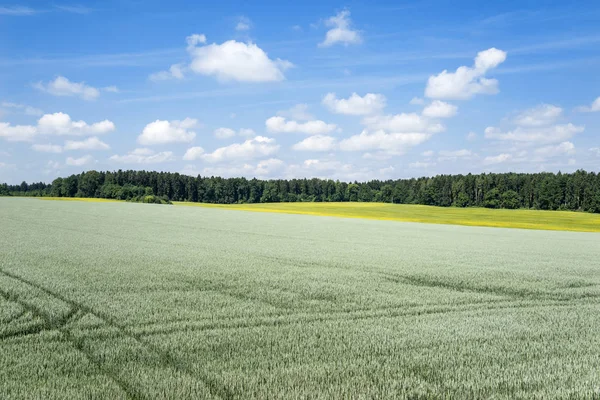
(1, 0, 599, 184)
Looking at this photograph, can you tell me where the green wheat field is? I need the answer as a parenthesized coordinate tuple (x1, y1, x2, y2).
(1, 197, 600, 399)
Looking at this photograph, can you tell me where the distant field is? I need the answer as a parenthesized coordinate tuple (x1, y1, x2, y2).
(177, 201, 600, 232)
(1, 197, 600, 399)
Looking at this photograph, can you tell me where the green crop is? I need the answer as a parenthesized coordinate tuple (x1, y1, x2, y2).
(1, 197, 599, 399)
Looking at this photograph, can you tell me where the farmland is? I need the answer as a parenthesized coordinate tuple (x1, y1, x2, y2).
(176, 201, 600, 232)
(1, 197, 600, 399)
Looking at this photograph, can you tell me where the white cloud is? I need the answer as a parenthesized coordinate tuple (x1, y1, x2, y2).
(200, 158, 285, 178)
(438, 149, 473, 161)
(425, 48, 507, 100)
(187, 34, 207, 47)
(38, 112, 115, 136)
(235, 16, 251, 31)
(110, 148, 174, 164)
(410, 161, 436, 169)
(187, 35, 292, 82)
(466, 132, 478, 141)
(1, 102, 43, 116)
(0, 123, 37, 142)
(149, 64, 186, 81)
(483, 153, 512, 165)
(590, 147, 600, 157)
(103, 86, 119, 93)
(292, 135, 337, 152)
(202, 136, 279, 163)
(484, 124, 583, 144)
(214, 127, 256, 139)
(0, 6, 37, 15)
(266, 116, 337, 135)
(183, 146, 205, 161)
(533, 142, 575, 158)
(422, 100, 458, 118)
(362, 113, 444, 133)
(214, 127, 236, 139)
(319, 10, 362, 47)
(322, 92, 386, 115)
(33, 76, 101, 100)
(255, 158, 285, 176)
(64, 137, 110, 151)
(45, 160, 61, 171)
(32, 144, 62, 153)
(238, 128, 256, 137)
(138, 118, 197, 145)
(409, 97, 425, 105)
(66, 155, 95, 167)
(485, 104, 583, 145)
(1, 112, 114, 142)
(339, 130, 431, 154)
(575, 97, 600, 113)
(277, 104, 314, 121)
(421, 150, 434, 157)
(513, 104, 562, 127)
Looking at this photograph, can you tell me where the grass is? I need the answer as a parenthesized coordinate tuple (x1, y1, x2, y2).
(176, 201, 600, 232)
(1, 197, 600, 399)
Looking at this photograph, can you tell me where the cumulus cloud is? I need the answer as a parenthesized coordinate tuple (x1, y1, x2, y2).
(199, 158, 285, 178)
(214, 127, 256, 139)
(277, 104, 314, 121)
(149, 64, 186, 81)
(322, 92, 386, 115)
(1, 112, 115, 142)
(266, 116, 337, 135)
(138, 118, 197, 145)
(189, 39, 292, 82)
(483, 153, 512, 165)
(513, 104, 562, 127)
(66, 155, 95, 166)
(183, 146, 205, 161)
(533, 142, 575, 158)
(33, 76, 102, 100)
(409, 97, 425, 105)
(32, 143, 62, 153)
(151, 34, 292, 82)
(214, 127, 236, 139)
(37, 113, 115, 136)
(319, 10, 362, 47)
(339, 130, 431, 154)
(466, 132, 478, 141)
(422, 100, 458, 118)
(0, 123, 37, 142)
(64, 137, 110, 151)
(202, 136, 279, 163)
(292, 135, 337, 152)
(1, 102, 43, 116)
(590, 147, 600, 157)
(575, 97, 600, 113)
(485, 104, 583, 145)
(110, 148, 174, 164)
(425, 48, 506, 100)
(362, 113, 444, 133)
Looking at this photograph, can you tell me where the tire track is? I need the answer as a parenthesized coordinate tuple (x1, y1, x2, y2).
(0, 268, 232, 400)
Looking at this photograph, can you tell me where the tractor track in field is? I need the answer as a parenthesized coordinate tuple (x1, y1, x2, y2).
(132, 297, 595, 338)
(0, 268, 235, 400)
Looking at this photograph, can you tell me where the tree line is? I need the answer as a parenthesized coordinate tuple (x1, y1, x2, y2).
(2, 169, 600, 212)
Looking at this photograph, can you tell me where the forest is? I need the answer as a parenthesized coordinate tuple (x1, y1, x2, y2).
(1, 169, 600, 212)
